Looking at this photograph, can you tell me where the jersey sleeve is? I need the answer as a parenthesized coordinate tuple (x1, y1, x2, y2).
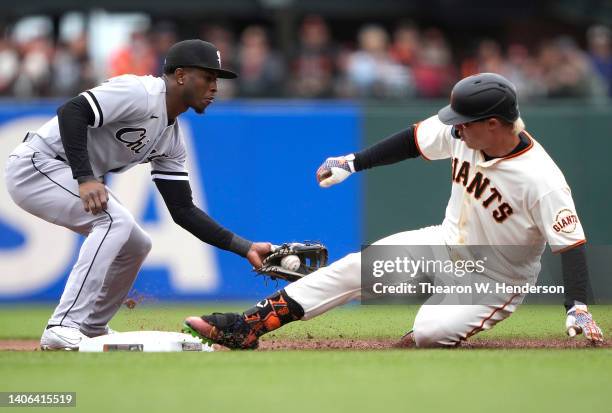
(80, 75, 149, 128)
(531, 187, 586, 253)
(150, 133, 189, 182)
(413, 115, 453, 160)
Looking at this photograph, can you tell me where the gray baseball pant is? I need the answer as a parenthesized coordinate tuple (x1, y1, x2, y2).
(5, 141, 151, 336)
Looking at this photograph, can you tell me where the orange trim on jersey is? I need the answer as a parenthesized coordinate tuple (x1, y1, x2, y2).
(554, 239, 587, 254)
(464, 293, 520, 340)
(413, 122, 431, 161)
(500, 131, 534, 161)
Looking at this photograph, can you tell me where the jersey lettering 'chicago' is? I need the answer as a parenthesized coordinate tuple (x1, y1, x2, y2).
(414, 115, 586, 280)
(115, 127, 149, 154)
(31, 74, 188, 182)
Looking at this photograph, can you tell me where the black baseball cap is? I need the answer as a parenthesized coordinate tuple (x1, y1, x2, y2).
(164, 39, 238, 79)
(438, 72, 519, 125)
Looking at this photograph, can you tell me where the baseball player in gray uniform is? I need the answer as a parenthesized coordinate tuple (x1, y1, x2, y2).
(4, 40, 272, 350)
(183, 73, 604, 349)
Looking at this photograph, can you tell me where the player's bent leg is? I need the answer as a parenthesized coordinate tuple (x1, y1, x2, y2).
(184, 251, 361, 349)
(47, 199, 140, 330)
(246, 225, 442, 323)
(80, 224, 152, 337)
(412, 293, 523, 348)
(255, 226, 444, 328)
(183, 226, 447, 349)
(6, 149, 143, 333)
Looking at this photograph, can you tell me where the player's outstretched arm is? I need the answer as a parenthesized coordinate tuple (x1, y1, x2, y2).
(316, 126, 420, 188)
(155, 178, 271, 267)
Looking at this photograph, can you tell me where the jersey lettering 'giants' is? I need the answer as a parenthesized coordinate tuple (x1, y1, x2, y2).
(451, 157, 513, 223)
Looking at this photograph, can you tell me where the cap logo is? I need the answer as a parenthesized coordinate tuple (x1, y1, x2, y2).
(217, 51, 221, 67)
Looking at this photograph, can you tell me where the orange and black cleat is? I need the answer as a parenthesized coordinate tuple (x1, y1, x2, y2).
(183, 312, 259, 350)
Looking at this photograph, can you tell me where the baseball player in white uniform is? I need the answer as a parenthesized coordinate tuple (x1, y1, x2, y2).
(4, 40, 272, 350)
(184, 73, 604, 349)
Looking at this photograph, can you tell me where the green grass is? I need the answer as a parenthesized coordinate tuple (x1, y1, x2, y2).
(1, 303, 611, 340)
(0, 304, 611, 413)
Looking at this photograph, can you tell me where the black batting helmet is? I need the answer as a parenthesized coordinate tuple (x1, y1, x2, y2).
(437, 73, 519, 125)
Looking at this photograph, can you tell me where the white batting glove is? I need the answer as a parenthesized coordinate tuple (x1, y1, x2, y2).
(565, 304, 604, 344)
(316, 154, 356, 188)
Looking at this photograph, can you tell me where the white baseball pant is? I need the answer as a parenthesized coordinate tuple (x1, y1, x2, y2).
(284, 225, 523, 347)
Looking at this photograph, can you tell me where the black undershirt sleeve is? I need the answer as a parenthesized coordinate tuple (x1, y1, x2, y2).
(57, 95, 96, 181)
(561, 245, 589, 311)
(353, 126, 420, 171)
(154, 179, 253, 257)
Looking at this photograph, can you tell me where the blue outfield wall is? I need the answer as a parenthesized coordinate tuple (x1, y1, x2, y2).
(0, 101, 362, 302)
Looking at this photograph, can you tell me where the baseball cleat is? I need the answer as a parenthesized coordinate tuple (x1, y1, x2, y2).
(40, 325, 87, 351)
(183, 313, 259, 350)
(182, 318, 216, 345)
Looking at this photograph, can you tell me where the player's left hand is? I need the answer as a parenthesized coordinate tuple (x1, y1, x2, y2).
(565, 304, 604, 344)
(246, 242, 272, 269)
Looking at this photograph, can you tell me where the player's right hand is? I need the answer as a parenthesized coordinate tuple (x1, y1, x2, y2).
(316, 154, 355, 188)
(565, 304, 604, 344)
(78, 179, 108, 215)
(246, 242, 272, 270)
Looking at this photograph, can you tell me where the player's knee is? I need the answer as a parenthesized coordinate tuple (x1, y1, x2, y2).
(128, 227, 152, 257)
(95, 209, 137, 244)
(138, 231, 153, 256)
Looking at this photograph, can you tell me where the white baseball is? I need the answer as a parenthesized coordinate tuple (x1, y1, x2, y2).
(281, 255, 301, 271)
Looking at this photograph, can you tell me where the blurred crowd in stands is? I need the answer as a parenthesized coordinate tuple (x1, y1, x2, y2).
(1, 15, 611, 100)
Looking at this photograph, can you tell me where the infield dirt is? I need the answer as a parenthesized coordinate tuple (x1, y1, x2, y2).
(1, 337, 609, 351)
